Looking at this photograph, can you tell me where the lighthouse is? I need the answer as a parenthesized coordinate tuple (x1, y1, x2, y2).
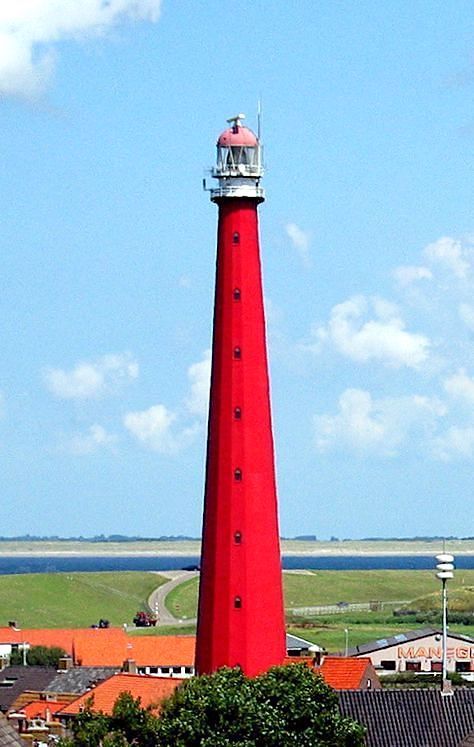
(195, 115, 286, 677)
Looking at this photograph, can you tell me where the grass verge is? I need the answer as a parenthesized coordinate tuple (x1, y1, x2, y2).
(0, 572, 166, 628)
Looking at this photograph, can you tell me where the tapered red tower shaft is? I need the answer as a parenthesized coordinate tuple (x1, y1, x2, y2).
(196, 116, 286, 677)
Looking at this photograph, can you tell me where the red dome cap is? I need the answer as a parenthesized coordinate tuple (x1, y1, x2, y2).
(217, 125, 258, 147)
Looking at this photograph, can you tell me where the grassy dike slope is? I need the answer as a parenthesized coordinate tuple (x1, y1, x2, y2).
(166, 570, 474, 619)
(165, 571, 474, 652)
(0, 572, 166, 628)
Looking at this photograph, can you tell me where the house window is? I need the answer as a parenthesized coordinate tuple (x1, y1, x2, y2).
(233, 346, 241, 359)
(232, 232, 240, 244)
(405, 661, 421, 672)
(234, 531, 242, 544)
(380, 660, 396, 671)
(234, 468, 242, 481)
(233, 288, 241, 300)
(234, 407, 242, 419)
(234, 596, 242, 608)
(430, 661, 442, 672)
(456, 661, 471, 673)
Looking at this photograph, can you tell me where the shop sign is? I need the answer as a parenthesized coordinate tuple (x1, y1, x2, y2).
(397, 645, 474, 660)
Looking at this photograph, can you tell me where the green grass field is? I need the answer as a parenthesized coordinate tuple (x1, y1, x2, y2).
(165, 570, 474, 618)
(165, 577, 199, 619)
(0, 572, 166, 628)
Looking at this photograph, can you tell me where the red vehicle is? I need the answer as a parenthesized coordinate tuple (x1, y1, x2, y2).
(133, 611, 157, 627)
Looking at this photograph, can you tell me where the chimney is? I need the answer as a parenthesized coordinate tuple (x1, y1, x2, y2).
(122, 659, 137, 674)
(57, 656, 73, 671)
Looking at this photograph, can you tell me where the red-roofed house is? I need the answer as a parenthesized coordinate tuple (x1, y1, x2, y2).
(21, 700, 64, 720)
(317, 656, 381, 691)
(0, 627, 195, 677)
(73, 632, 195, 676)
(60, 673, 183, 717)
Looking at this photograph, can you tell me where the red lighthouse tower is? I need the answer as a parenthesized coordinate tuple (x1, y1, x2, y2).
(195, 115, 286, 677)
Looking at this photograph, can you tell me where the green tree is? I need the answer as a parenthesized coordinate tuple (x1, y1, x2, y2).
(58, 693, 159, 747)
(10, 645, 67, 667)
(58, 666, 365, 746)
(157, 665, 365, 746)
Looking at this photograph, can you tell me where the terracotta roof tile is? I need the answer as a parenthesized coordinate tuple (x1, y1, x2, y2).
(317, 657, 374, 690)
(21, 700, 64, 720)
(0, 627, 195, 668)
(60, 673, 183, 716)
(73, 633, 195, 667)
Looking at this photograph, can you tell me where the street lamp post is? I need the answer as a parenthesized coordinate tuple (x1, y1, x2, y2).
(344, 628, 349, 657)
(435, 553, 454, 693)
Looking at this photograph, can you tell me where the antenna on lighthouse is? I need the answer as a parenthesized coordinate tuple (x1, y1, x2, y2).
(227, 113, 245, 132)
(257, 99, 262, 141)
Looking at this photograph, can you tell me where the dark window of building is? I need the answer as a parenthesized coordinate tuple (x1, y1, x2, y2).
(234, 468, 242, 481)
(456, 661, 471, 672)
(149, 667, 158, 674)
(234, 531, 242, 544)
(233, 288, 241, 300)
(172, 667, 181, 674)
(185, 667, 193, 674)
(234, 596, 242, 608)
(233, 346, 241, 359)
(234, 406, 242, 419)
(431, 661, 442, 672)
(405, 661, 421, 672)
(380, 660, 396, 671)
(232, 232, 240, 244)
(161, 667, 170, 674)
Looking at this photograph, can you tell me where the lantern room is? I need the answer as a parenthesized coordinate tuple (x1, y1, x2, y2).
(209, 114, 264, 202)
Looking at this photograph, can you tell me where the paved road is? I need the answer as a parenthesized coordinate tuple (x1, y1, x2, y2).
(148, 571, 198, 627)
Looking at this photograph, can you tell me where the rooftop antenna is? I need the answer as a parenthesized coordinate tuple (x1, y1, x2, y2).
(227, 113, 245, 132)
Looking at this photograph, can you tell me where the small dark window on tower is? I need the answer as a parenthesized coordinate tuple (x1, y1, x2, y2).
(234, 531, 242, 544)
(234, 406, 242, 420)
(234, 468, 242, 481)
(233, 288, 241, 300)
(232, 232, 240, 244)
(233, 346, 241, 360)
(234, 596, 242, 609)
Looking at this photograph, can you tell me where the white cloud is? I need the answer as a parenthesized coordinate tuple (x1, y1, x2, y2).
(185, 350, 211, 417)
(0, 0, 162, 99)
(392, 265, 433, 286)
(285, 223, 311, 266)
(423, 236, 471, 279)
(443, 369, 474, 405)
(432, 426, 474, 461)
(459, 303, 474, 331)
(312, 295, 430, 369)
(314, 388, 445, 456)
(123, 404, 181, 453)
(62, 424, 117, 456)
(44, 353, 139, 399)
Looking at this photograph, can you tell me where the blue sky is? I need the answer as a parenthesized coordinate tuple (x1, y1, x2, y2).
(1, 1, 474, 538)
